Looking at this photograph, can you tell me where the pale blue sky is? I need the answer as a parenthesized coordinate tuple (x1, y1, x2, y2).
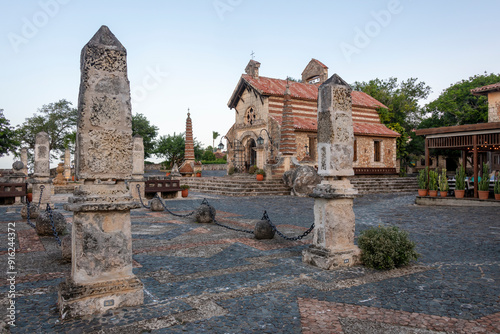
(1, 0, 498, 168)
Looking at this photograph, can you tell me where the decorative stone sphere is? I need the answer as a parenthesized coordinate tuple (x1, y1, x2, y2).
(12, 161, 24, 171)
(21, 205, 39, 220)
(149, 197, 164, 211)
(254, 219, 275, 239)
(194, 204, 216, 224)
(35, 211, 68, 236)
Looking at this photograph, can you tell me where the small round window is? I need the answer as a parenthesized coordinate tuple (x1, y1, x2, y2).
(245, 107, 256, 125)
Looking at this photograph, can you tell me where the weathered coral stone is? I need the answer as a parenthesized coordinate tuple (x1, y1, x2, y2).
(58, 25, 142, 319)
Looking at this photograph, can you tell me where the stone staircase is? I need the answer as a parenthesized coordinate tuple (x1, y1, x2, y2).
(180, 175, 418, 196)
(351, 177, 418, 194)
(180, 175, 291, 196)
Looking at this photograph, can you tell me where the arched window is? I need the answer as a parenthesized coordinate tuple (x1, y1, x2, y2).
(244, 107, 256, 125)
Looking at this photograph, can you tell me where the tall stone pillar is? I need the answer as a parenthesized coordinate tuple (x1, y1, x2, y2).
(58, 25, 143, 319)
(64, 148, 71, 181)
(21, 148, 28, 177)
(128, 135, 145, 201)
(179, 110, 195, 176)
(29, 132, 52, 208)
(302, 74, 360, 270)
(279, 83, 297, 173)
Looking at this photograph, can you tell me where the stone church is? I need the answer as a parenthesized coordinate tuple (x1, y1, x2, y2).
(224, 58, 400, 178)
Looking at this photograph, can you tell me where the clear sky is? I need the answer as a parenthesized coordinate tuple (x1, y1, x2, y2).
(1, 0, 498, 168)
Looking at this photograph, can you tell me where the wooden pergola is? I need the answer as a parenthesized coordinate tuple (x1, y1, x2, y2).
(415, 122, 500, 198)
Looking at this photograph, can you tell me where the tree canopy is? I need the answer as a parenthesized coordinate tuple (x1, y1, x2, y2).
(155, 132, 203, 167)
(0, 109, 19, 157)
(16, 99, 77, 162)
(132, 113, 159, 159)
(420, 72, 500, 129)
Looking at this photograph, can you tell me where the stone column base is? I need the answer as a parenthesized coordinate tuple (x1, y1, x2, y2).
(302, 245, 361, 270)
(58, 277, 144, 319)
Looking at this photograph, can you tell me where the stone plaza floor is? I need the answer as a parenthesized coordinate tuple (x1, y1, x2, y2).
(0, 192, 499, 333)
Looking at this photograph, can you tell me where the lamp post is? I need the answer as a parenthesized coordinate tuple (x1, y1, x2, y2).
(218, 136, 244, 172)
(257, 129, 276, 161)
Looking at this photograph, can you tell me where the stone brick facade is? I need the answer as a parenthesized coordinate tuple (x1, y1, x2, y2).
(226, 59, 400, 177)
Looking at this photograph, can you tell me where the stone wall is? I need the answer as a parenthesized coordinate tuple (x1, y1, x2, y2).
(353, 136, 397, 169)
(201, 164, 227, 171)
(488, 91, 500, 123)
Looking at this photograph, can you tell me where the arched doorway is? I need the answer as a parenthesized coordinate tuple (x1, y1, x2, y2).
(245, 139, 257, 172)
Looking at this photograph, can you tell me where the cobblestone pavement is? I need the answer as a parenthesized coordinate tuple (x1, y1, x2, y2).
(0, 192, 498, 333)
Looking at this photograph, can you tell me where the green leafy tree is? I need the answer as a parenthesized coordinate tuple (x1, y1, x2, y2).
(155, 132, 204, 166)
(353, 78, 431, 174)
(353, 77, 431, 131)
(132, 113, 159, 159)
(201, 149, 216, 161)
(16, 99, 77, 163)
(0, 109, 19, 157)
(422, 72, 500, 128)
(212, 131, 220, 152)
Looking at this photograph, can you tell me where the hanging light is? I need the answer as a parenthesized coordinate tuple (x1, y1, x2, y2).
(218, 142, 224, 151)
(256, 136, 264, 146)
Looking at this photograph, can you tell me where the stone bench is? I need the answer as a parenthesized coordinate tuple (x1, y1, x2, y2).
(144, 179, 182, 199)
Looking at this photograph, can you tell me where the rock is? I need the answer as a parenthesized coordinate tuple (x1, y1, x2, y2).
(282, 165, 321, 197)
(21, 205, 40, 220)
(254, 219, 275, 239)
(61, 234, 71, 262)
(194, 204, 216, 223)
(149, 197, 164, 211)
(35, 210, 68, 236)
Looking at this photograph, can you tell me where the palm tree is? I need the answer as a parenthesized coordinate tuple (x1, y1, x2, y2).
(212, 131, 220, 152)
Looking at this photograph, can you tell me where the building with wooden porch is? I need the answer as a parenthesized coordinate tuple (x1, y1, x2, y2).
(224, 59, 400, 178)
(415, 82, 500, 197)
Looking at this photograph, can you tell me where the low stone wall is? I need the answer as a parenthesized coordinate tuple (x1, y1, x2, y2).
(202, 164, 227, 171)
(144, 163, 163, 171)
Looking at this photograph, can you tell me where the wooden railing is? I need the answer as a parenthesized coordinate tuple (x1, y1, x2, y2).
(0, 183, 27, 198)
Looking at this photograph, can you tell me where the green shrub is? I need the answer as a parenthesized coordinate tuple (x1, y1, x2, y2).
(358, 226, 420, 270)
(201, 159, 228, 165)
(456, 164, 465, 190)
(228, 166, 235, 175)
(248, 165, 258, 174)
(479, 163, 490, 191)
(417, 168, 427, 189)
(256, 169, 266, 176)
(428, 169, 438, 191)
(180, 185, 190, 190)
(438, 168, 448, 192)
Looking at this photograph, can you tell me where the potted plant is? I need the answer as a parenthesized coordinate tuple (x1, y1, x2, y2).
(455, 164, 466, 198)
(180, 184, 190, 197)
(195, 169, 202, 177)
(494, 175, 500, 200)
(428, 169, 438, 197)
(417, 167, 428, 196)
(248, 165, 258, 174)
(438, 168, 449, 197)
(478, 163, 490, 200)
(256, 169, 266, 181)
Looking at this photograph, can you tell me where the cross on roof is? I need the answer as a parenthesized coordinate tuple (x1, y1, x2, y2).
(251, 51, 255, 60)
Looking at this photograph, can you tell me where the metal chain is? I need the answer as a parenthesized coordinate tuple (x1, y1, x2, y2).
(46, 204, 62, 246)
(156, 194, 196, 217)
(136, 184, 151, 209)
(26, 200, 35, 229)
(262, 211, 314, 241)
(37, 185, 45, 209)
(203, 198, 254, 234)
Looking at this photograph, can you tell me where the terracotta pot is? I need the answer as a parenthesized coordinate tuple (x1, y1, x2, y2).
(478, 190, 489, 200)
(166, 172, 170, 176)
(256, 174, 264, 181)
(181, 189, 189, 198)
(196, 173, 201, 177)
(495, 193, 500, 200)
(418, 189, 428, 197)
(27, 193, 32, 202)
(440, 191, 448, 198)
(428, 190, 438, 197)
(72, 175, 75, 181)
(455, 190, 465, 198)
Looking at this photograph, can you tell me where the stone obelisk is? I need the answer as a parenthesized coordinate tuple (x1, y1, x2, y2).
(58, 25, 143, 319)
(30, 132, 53, 208)
(128, 135, 145, 201)
(302, 74, 360, 270)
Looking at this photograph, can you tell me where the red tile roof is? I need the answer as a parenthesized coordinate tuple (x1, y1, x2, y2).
(241, 75, 387, 109)
(270, 115, 400, 137)
(311, 58, 328, 69)
(471, 82, 500, 95)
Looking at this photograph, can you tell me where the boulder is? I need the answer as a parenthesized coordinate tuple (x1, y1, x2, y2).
(35, 210, 67, 236)
(149, 197, 164, 211)
(254, 219, 275, 239)
(282, 165, 321, 197)
(194, 204, 216, 223)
